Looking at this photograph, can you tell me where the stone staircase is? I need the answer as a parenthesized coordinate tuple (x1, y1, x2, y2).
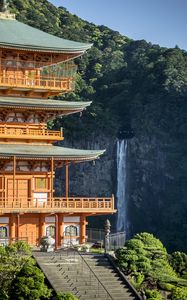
(34, 250, 141, 300)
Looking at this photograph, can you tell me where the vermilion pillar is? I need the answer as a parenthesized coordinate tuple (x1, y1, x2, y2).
(55, 214, 58, 250)
(17, 214, 20, 241)
(9, 214, 16, 243)
(51, 157, 54, 201)
(13, 156, 16, 201)
(39, 214, 45, 243)
(59, 214, 64, 247)
(80, 215, 87, 244)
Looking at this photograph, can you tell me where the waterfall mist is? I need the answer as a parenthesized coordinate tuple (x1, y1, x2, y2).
(116, 139, 128, 232)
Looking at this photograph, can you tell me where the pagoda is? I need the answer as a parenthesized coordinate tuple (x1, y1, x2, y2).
(0, 2, 115, 248)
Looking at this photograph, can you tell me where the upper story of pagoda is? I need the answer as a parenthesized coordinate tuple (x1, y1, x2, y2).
(0, 9, 91, 98)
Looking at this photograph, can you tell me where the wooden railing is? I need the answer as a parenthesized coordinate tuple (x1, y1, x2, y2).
(0, 75, 75, 92)
(0, 197, 115, 213)
(0, 124, 63, 140)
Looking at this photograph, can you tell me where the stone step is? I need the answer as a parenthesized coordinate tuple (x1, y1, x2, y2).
(34, 251, 140, 300)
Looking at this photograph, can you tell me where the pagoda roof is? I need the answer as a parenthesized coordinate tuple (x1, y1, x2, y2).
(0, 144, 105, 161)
(0, 18, 92, 53)
(0, 97, 91, 112)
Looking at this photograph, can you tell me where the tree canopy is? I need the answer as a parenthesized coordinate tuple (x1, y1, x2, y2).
(116, 233, 187, 300)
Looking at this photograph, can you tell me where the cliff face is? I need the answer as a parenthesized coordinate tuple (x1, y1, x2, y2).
(127, 136, 187, 252)
(55, 134, 187, 252)
(127, 137, 168, 232)
(55, 135, 117, 198)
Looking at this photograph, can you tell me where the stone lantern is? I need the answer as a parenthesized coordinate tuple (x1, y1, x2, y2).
(104, 219, 111, 253)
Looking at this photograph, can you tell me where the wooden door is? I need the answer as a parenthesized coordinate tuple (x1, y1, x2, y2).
(7, 178, 30, 207)
(19, 217, 39, 246)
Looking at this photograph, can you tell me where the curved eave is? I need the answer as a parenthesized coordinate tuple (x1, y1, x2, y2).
(0, 97, 92, 112)
(0, 19, 92, 54)
(0, 43, 92, 54)
(0, 145, 105, 162)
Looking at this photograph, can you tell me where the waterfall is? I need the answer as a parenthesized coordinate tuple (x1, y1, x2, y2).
(116, 139, 128, 232)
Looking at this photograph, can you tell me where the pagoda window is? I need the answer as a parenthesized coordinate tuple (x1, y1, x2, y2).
(0, 226, 8, 239)
(65, 225, 78, 237)
(35, 178, 47, 190)
(46, 225, 55, 238)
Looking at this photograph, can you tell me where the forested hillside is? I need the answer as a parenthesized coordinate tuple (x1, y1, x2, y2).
(9, 0, 187, 252)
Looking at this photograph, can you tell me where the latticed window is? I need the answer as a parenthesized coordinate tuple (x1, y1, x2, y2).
(65, 225, 78, 237)
(46, 225, 55, 238)
(35, 178, 47, 190)
(0, 226, 8, 238)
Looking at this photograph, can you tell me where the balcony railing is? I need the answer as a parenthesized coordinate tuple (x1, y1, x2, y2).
(0, 75, 75, 93)
(0, 197, 115, 213)
(0, 124, 63, 140)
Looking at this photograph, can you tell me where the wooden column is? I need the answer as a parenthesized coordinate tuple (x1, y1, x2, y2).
(55, 214, 58, 250)
(39, 214, 45, 242)
(80, 215, 87, 245)
(9, 214, 16, 244)
(65, 161, 69, 198)
(13, 156, 16, 201)
(59, 214, 64, 247)
(17, 214, 20, 241)
(51, 157, 54, 201)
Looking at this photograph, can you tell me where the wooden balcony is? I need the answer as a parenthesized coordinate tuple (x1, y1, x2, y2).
(0, 124, 64, 141)
(0, 197, 116, 214)
(0, 75, 75, 94)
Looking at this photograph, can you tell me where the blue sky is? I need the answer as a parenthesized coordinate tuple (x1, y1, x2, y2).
(49, 0, 187, 50)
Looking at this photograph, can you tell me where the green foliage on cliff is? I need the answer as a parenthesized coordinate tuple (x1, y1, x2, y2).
(116, 233, 187, 300)
(8, 0, 187, 252)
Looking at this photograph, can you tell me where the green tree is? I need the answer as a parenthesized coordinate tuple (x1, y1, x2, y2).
(116, 233, 187, 297)
(9, 260, 51, 300)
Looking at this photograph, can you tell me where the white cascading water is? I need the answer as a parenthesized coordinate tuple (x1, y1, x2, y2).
(116, 139, 128, 232)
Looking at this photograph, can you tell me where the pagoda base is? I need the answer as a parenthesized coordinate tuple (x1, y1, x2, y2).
(0, 213, 88, 248)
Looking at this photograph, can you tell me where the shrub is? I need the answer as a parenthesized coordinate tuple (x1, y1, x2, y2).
(52, 292, 78, 300)
(172, 287, 187, 300)
(9, 260, 51, 300)
(145, 289, 163, 300)
(170, 252, 187, 278)
(116, 232, 187, 297)
(158, 282, 175, 291)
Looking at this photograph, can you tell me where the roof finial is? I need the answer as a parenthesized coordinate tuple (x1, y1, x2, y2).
(0, 0, 9, 13)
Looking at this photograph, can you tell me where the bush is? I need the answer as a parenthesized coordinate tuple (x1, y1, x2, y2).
(145, 289, 163, 300)
(158, 282, 175, 291)
(116, 232, 187, 299)
(172, 287, 187, 300)
(130, 273, 145, 290)
(9, 260, 51, 300)
(52, 292, 78, 300)
(170, 252, 187, 278)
